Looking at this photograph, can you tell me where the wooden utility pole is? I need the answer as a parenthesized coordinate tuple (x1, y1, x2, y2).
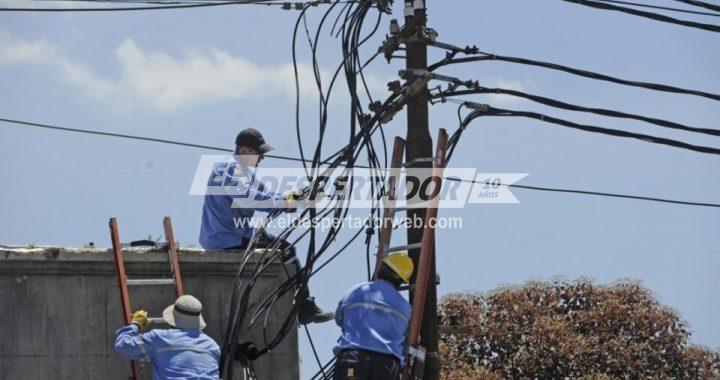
(403, 0, 439, 379)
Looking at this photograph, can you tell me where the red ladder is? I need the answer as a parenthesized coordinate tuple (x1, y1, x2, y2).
(370, 129, 448, 380)
(109, 216, 185, 380)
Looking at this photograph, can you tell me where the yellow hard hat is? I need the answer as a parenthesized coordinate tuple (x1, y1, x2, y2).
(383, 251, 414, 283)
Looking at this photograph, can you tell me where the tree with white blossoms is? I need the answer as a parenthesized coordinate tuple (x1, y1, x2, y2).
(438, 278, 720, 379)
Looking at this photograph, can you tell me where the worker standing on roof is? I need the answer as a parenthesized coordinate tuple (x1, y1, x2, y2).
(198, 128, 333, 325)
(114, 295, 220, 380)
(333, 252, 414, 380)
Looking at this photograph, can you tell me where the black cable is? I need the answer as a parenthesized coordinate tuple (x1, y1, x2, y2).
(224, 2, 391, 375)
(672, 0, 720, 13)
(310, 356, 338, 380)
(303, 321, 326, 379)
(475, 106, 720, 155)
(3, 115, 717, 208)
(435, 87, 720, 137)
(0, 117, 316, 164)
(444, 177, 720, 208)
(0, 0, 278, 11)
(556, 0, 720, 33)
(594, 0, 720, 16)
(291, 1, 317, 179)
(429, 52, 720, 102)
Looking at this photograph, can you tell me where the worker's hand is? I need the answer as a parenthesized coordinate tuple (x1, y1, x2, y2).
(131, 310, 150, 331)
(284, 188, 326, 213)
(284, 192, 299, 213)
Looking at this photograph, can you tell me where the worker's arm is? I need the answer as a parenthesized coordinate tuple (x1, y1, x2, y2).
(224, 171, 291, 213)
(114, 324, 157, 361)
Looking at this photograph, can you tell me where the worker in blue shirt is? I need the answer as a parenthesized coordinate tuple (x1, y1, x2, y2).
(199, 128, 332, 325)
(199, 128, 294, 251)
(333, 251, 414, 380)
(114, 295, 220, 380)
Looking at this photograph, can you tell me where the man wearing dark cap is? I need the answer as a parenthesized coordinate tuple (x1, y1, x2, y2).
(199, 128, 333, 325)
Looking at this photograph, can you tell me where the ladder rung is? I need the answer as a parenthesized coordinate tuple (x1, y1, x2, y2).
(402, 157, 436, 167)
(384, 243, 422, 253)
(388, 201, 432, 212)
(126, 278, 175, 286)
(398, 274, 441, 291)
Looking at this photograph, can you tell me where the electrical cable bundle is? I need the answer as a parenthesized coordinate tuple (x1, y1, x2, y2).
(0, 0, 287, 12)
(454, 104, 720, 155)
(424, 44, 720, 164)
(556, 0, 720, 33)
(219, 1, 403, 378)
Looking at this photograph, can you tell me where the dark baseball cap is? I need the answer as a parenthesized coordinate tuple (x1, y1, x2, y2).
(235, 128, 274, 154)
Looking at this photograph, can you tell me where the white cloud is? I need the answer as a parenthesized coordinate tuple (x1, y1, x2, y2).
(0, 29, 54, 63)
(0, 28, 388, 112)
(1, 27, 521, 112)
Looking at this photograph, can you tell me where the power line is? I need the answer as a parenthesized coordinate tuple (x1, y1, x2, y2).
(556, 0, 720, 33)
(672, 0, 720, 13)
(594, 0, 720, 17)
(469, 106, 720, 156)
(433, 87, 720, 137)
(429, 52, 720, 102)
(444, 177, 720, 209)
(2, 116, 718, 209)
(0, 117, 313, 163)
(0, 0, 323, 12)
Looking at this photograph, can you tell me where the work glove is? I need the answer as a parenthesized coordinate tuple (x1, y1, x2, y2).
(131, 310, 150, 331)
(284, 188, 327, 213)
(284, 191, 302, 213)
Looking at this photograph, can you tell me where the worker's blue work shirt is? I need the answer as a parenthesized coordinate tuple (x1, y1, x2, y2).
(333, 279, 412, 364)
(114, 324, 220, 380)
(199, 160, 286, 250)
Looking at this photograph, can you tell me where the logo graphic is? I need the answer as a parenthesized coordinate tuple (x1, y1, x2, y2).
(189, 155, 527, 209)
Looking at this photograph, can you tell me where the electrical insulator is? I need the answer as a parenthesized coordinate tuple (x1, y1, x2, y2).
(389, 19, 400, 34)
(425, 27, 438, 41)
(403, 2, 413, 17)
(387, 80, 402, 95)
(413, 0, 425, 10)
(282, 2, 292, 10)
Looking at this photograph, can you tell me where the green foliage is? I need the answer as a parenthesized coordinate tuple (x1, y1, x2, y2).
(439, 278, 720, 379)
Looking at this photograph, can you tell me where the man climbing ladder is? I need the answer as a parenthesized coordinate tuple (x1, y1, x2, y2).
(114, 295, 221, 380)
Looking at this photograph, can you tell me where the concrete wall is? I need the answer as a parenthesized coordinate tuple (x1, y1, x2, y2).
(0, 246, 298, 380)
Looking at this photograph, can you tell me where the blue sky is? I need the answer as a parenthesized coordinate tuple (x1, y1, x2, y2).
(1, 0, 719, 377)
